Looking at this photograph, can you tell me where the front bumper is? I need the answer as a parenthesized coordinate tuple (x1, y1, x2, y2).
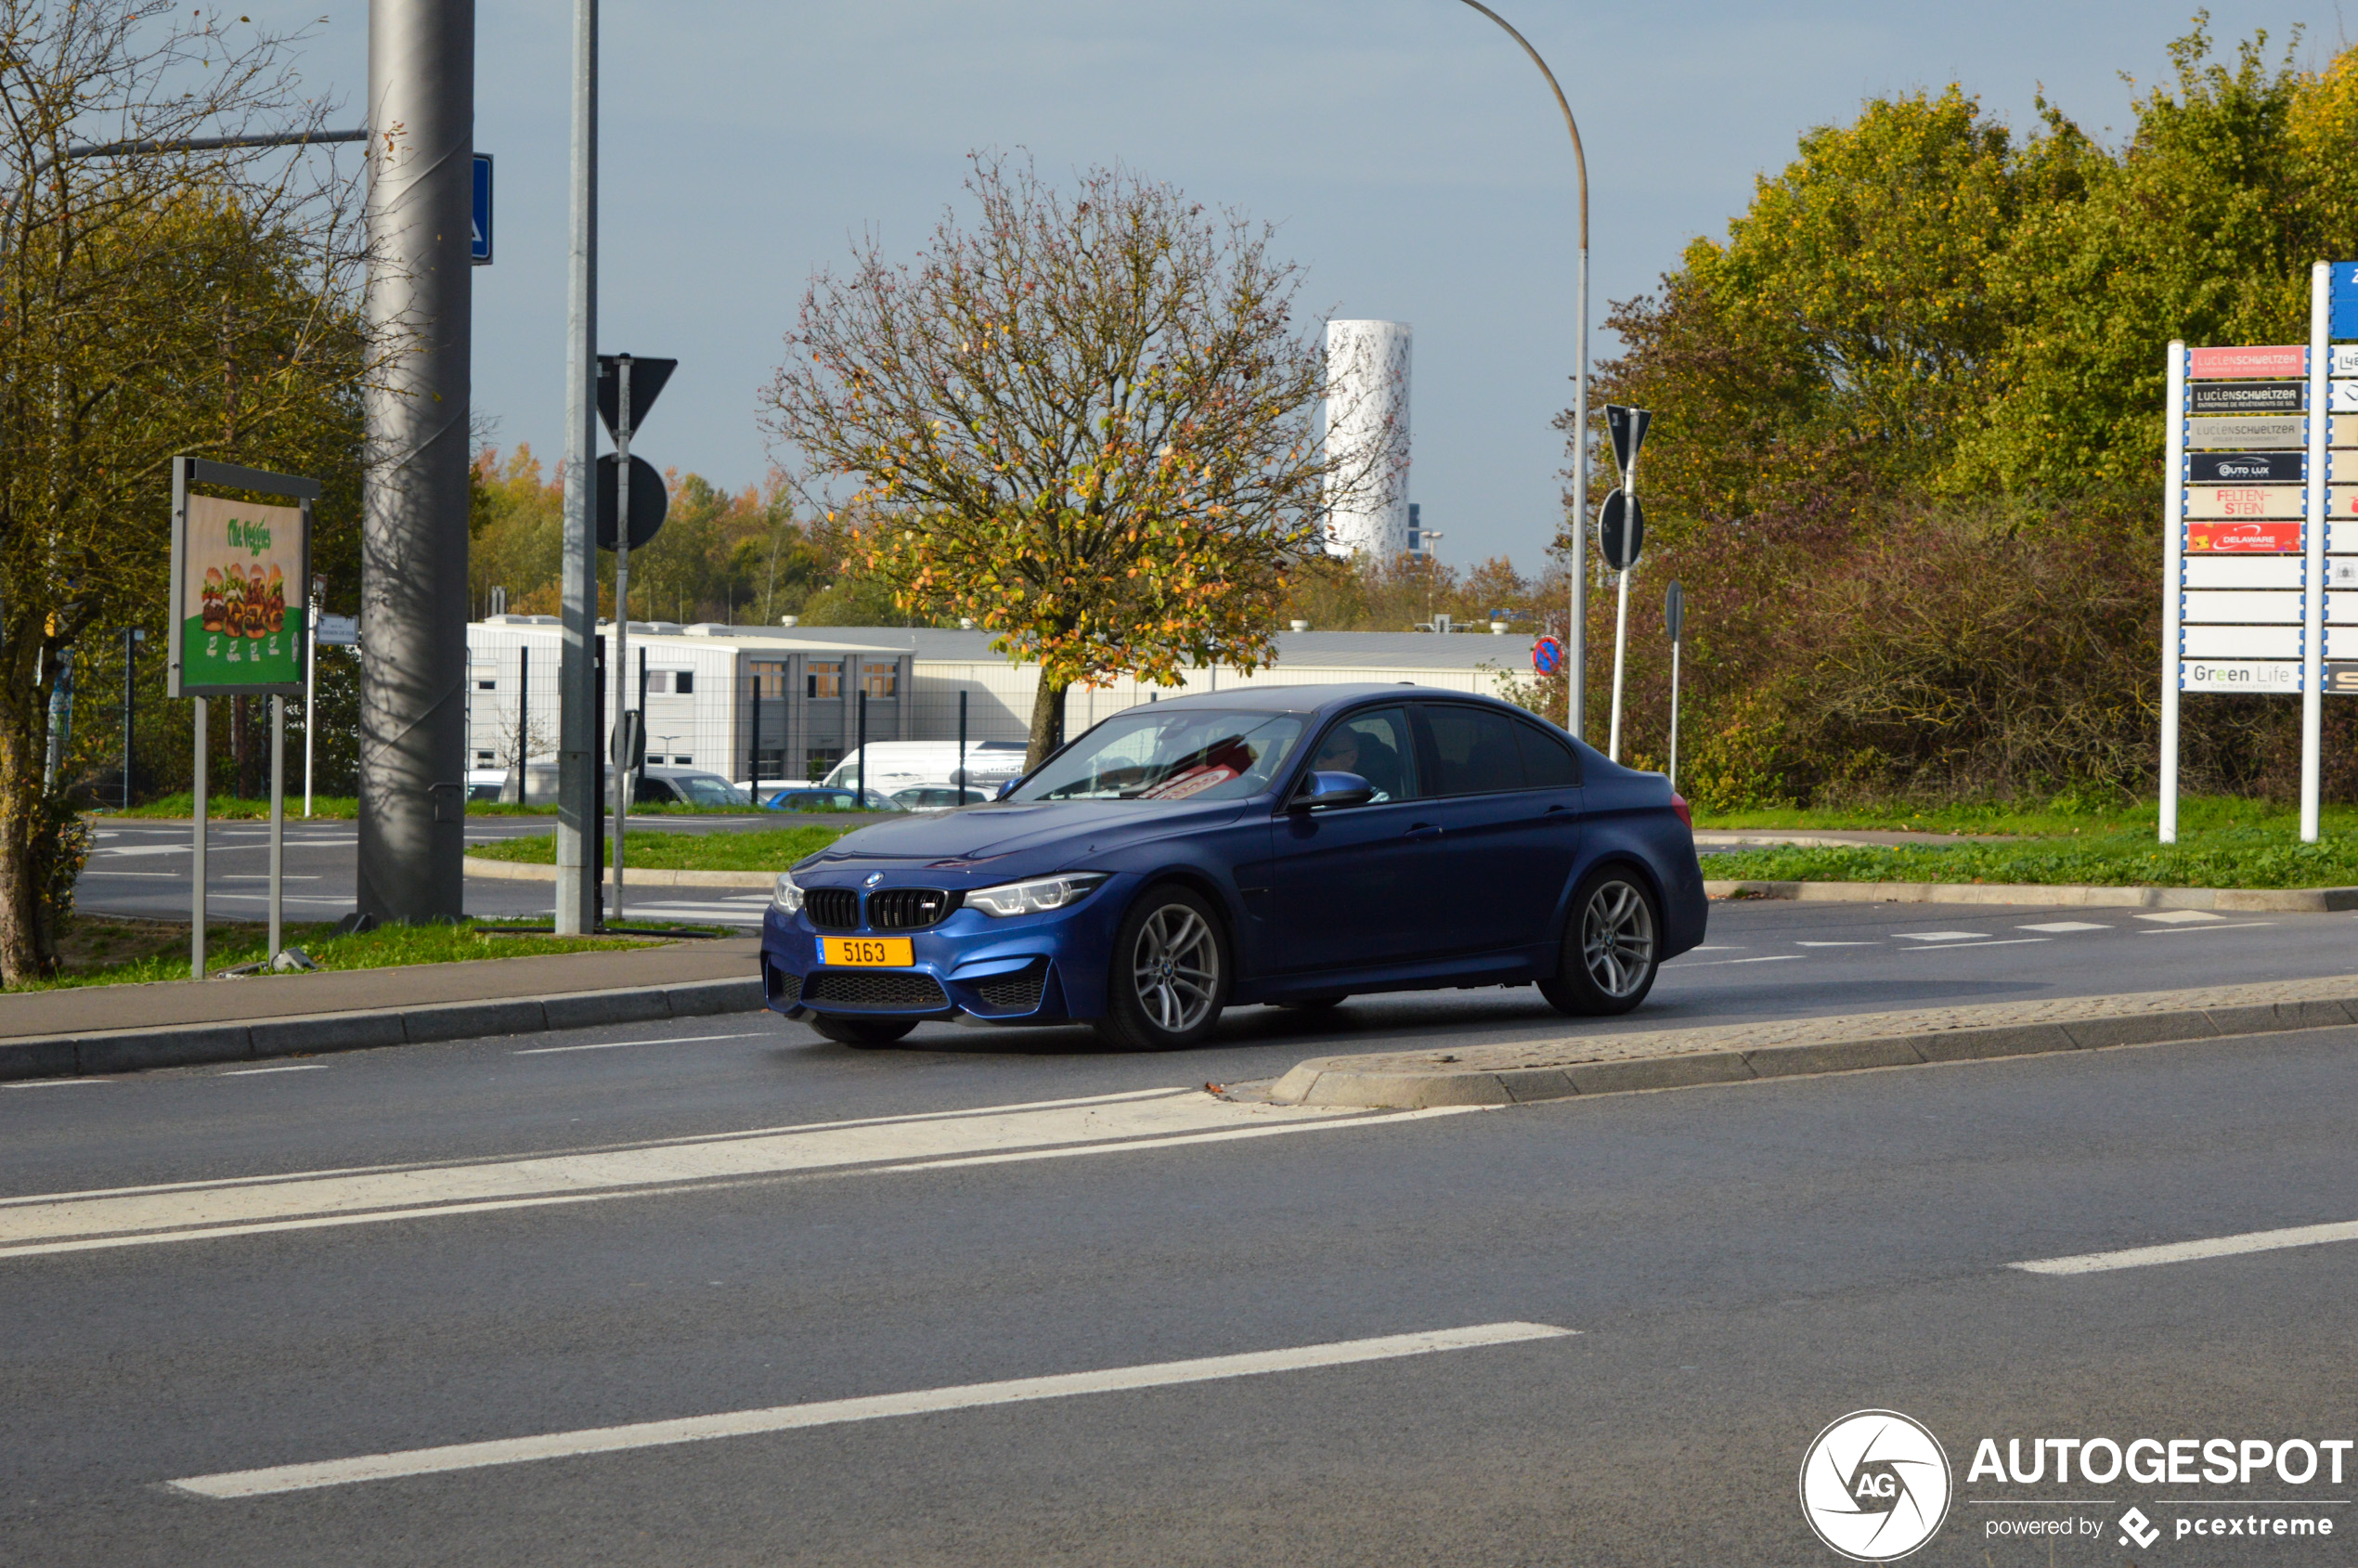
(758, 884, 1122, 1025)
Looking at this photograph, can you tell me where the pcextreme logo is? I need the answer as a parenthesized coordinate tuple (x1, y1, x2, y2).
(1800, 1409, 1953, 1562)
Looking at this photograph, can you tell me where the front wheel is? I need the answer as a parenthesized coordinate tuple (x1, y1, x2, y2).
(1537, 867, 1661, 1017)
(1095, 886, 1230, 1051)
(810, 1016, 918, 1048)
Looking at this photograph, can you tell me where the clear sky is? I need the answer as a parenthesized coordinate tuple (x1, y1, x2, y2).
(256, 1, 2331, 570)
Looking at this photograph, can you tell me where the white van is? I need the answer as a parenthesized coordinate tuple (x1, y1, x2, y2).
(822, 741, 1028, 794)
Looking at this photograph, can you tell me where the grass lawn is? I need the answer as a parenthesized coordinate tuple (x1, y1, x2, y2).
(18, 916, 687, 992)
(465, 823, 856, 871)
(1708, 823, 2358, 890)
(1697, 794, 2358, 839)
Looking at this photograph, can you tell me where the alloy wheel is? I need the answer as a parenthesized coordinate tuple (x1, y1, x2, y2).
(1581, 879, 1657, 1000)
(1132, 904, 1220, 1033)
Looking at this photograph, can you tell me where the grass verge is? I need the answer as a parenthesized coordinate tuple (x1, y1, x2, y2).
(1697, 794, 2358, 839)
(1708, 825, 2358, 890)
(105, 794, 780, 821)
(464, 823, 855, 871)
(17, 916, 684, 993)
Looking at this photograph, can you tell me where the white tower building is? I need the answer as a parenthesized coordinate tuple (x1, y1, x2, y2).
(1321, 319, 1412, 559)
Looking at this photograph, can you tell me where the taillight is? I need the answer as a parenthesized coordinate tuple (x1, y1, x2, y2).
(1670, 792, 1692, 831)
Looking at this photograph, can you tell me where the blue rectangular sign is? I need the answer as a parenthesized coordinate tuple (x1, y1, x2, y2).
(472, 152, 493, 266)
(2333, 259, 2358, 339)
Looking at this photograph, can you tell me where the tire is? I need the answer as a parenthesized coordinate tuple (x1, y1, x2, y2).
(1094, 885, 1231, 1051)
(1537, 866, 1662, 1017)
(810, 1016, 918, 1048)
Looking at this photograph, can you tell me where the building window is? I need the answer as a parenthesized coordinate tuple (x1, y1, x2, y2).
(862, 661, 898, 699)
(475, 751, 495, 764)
(808, 661, 843, 700)
(750, 661, 786, 699)
(671, 669, 693, 694)
(476, 679, 496, 691)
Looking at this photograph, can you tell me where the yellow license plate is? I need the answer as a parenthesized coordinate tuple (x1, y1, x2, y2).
(822, 937, 913, 966)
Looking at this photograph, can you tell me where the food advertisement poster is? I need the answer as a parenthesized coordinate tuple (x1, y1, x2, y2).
(178, 492, 306, 692)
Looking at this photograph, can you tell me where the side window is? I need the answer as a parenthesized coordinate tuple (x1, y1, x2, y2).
(1424, 706, 1527, 796)
(1514, 719, 1583, 788)
(1306, 707, 1419, 802)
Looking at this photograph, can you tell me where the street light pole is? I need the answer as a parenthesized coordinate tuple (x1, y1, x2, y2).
(1455, 0, 1590, 742)
(555, 0, 600, 934)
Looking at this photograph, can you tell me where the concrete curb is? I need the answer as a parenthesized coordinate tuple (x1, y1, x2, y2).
(1702, 878, 2358, 912)
(463, 857, 778, 888)
(1253, 978, 2358, 1110)
(0, 976, 770, 1082)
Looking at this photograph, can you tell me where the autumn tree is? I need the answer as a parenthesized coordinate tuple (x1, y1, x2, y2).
(761, 154, 1378, 766)
(0, 0, 373, 981)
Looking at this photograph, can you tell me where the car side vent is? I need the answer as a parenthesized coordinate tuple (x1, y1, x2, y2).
(869, 888, 962, 930)
(804, 888, 860, 929)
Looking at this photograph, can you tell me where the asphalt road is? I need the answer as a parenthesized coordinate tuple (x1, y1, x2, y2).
(6, 984, 2358, 1565)
(80, 813, 799, 928)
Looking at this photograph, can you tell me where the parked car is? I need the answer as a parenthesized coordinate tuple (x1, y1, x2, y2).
(764, 787, 903, 814)
(759, 683, 1706, 1051)
(888, 785, 993, 813)
(630, 768, 750, 808)
(822, 741, 1029, 794)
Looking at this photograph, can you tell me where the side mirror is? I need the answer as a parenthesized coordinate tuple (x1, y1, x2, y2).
(1290, 771, 1375, 811)
(994, 778, 1020, 801)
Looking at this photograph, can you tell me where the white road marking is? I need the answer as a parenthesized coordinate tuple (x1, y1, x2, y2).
(2019, 922, 2109, 933)
(2140, 922, 2275, 935)
(1794, 940, 1877, 947)
(2015, 1219, 2358, 1276)
(169, 1320, 1575, 1497)
(1911, 937, 2051, 950)
(1688, 945, 1743, 952)
(1896, 931, 1989, 942)
(219, 1066, 329, 1077)
(0, 1090, 1451, 1258)
(512, 1031, 767, 1056)
(1672, 954, 1806, 968)
(2136, 910, 2222, 925)
(3, 1079, 104, 1090)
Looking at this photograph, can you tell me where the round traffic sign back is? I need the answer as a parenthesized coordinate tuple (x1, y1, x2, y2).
(1532, 634, 1564, 675)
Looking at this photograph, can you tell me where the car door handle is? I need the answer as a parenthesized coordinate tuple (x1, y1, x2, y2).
(1404, 822, 1444, 840)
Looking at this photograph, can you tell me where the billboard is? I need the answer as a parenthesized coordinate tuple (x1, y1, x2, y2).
(166, 459, 316, 698)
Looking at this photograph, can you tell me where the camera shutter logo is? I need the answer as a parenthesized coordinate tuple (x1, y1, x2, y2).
(1799, 1409, 1952, 1562)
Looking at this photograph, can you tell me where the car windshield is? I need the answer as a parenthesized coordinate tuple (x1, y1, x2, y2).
(1014, 710, 1304, 804)
(679, 776, 745, 806)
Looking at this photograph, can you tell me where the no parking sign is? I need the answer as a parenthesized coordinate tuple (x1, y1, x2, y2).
(1532, 634, 1564, 675)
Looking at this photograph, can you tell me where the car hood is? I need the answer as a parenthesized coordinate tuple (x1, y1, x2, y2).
(797, 798, 1253, 880)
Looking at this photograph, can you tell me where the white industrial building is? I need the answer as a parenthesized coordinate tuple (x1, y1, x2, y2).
(1321, 318, 1412, 559)
(463, 618, 1535, 789)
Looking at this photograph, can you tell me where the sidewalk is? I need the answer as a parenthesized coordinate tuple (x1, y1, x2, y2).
(0, 938, 769, 1081)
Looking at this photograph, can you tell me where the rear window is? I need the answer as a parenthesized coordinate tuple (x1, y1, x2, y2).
(1423, 706, 1525, 796)
(1514, 719, 1583, 788)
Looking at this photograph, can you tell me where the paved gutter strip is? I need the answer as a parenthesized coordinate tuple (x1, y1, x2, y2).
(463, 858, 778, 888)
(1703, 878, 2358, 912)
(0, 978, 768, 1082)
(1248, 975, 2358, 1110)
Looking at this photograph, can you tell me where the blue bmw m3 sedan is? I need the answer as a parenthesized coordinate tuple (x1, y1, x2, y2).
(758, 684, 1707, 1051)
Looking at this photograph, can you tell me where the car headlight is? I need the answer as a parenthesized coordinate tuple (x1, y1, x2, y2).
(964, 873, 1108, 917)
(771, 871, 805, 914)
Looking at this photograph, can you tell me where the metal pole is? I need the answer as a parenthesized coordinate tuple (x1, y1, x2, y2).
(515, 642, 529, 799)
(747, 657, 761, 797)
(2303, 263, 2328, 844)
(610, 356, 634, 922)
(268, 695, 285, 961)
(1608, 565, 1631, 761)
(958, 689, 967, 797)
(303, 575, 320, 816)
(856, 689, 868, 806)
(2160, 341, 2185, 845)
(554, 0, 599, 934)
(1456, 2, 1588, 743)
(1667, 633, 1680, 793)
(191, 697, 207, 978)
(359, 0, 475, 924)
(122, 628, 136, 810)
